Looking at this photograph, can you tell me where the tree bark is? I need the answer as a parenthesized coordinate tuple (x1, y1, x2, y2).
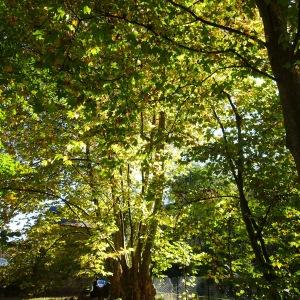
(255, 0, 300, 178)
(110, 263, 156, 300)
(276, 71, 300, 175)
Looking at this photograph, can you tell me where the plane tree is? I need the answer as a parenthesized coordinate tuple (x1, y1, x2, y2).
(0, 6, 200, 297)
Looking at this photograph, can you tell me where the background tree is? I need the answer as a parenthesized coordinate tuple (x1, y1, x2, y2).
(180, 73, 299, 299)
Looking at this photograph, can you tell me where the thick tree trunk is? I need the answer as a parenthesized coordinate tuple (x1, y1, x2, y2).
(127, 268, 156, 300)
(276, 71, 300, 175)
(256, 0, 300, 178)
(110, 263, 156, 300)
(110, 261, 124, 298)
(109, 112, 164, 300)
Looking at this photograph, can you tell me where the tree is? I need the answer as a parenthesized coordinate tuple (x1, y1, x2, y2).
(1, 217, 90, 296)
(183, 73, 299, 298)
(163, 0, 300, 178)
(0, 8, 190, 295)
(74, 0, 299, 177)
(169, 167, 255, 298)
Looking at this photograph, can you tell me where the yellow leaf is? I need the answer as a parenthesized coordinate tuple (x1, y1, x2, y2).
(72, 19, 79, 27)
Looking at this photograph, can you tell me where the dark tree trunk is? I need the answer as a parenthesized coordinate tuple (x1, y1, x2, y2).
(276, 71, 300, 175)
(110, 263, 156, 300)
(110, 261, 124, 298)
(256, 0, 300, 178)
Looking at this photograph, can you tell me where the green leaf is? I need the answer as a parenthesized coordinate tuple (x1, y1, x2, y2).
(32, 30, 44, 40)
(83, 5, 92, 14)
(56, 7, 66, 19)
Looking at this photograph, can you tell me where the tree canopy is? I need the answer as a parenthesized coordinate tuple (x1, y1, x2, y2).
(0, 1, 299, 299)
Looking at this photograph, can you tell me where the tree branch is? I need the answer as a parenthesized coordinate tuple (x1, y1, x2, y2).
(224, 90, 244, 179)
(95, 10, 232, 55)
(89, 10, 273, 79)
(230, 49, 275, 80)
(212, 108, 239, 182)
(177, 194, 240, 207)
(0, 186, 90, 217)
(167, 0, 266, 46)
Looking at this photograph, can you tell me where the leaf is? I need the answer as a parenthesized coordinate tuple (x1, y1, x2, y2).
(72, 19, 79, 27)
(83, 5, 92, 14)
(57, 7, 65, 19)
(89, 46, 101, 55)
(41, 160, 48, 167)
(272, 261, 283, 269)
(32, 30, 44, 40)
(67, 24, 75, 32)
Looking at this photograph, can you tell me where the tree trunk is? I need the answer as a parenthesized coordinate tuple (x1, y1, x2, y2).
(110, 263, 156, 300)
(255, 0, 300, 178)
(238, 187, 280, 299)
(276, 71, 300, 175)
(109, 111, 164, 300)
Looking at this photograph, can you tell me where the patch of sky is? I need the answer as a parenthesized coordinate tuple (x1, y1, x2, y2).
(252, 77, 265, 87)
(0, 257, 8, 266)
(7, 211, 38, 241)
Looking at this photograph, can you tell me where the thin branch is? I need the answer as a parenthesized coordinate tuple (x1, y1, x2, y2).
(94, 10, 232, 55)
(257, 193, 287, 234)
(166, 64, 246, 136)
(119, 14, 273, 79)
(167, 0, 266, 46)
(0, 186, 90, 217)
(224, 90, 244, 179)
(85, 11, 273, 79)
(177, 194, 240, 206)
(257, 204, 272, 235)
(71, 163, 90, 183)
(42, 231, 91, 258)
(68, 161, 113, 204)
(189, 0, 203, 8)
(230, 49, 275, 80)
(126, 164, 134, 250)
(212, 108, 238, 182)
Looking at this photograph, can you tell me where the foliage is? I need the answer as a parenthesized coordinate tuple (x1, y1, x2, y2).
(0, 0, 299, 299)
(169, 73, 300, 298)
